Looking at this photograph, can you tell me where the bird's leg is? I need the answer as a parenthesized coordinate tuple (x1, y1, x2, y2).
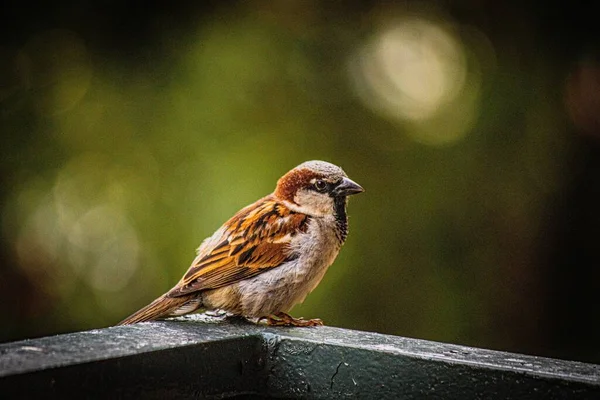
(264, 312, 323, 327)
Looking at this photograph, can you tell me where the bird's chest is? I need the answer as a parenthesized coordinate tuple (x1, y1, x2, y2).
(236, 218, 342, 315)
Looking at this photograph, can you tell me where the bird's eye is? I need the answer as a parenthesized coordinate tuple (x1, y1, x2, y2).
(314, 179, 327, 192)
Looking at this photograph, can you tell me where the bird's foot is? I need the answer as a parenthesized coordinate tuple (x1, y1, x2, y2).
(262, 312, 323, 327)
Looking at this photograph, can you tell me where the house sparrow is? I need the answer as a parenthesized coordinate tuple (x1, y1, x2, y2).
(118, 160, 363, 327)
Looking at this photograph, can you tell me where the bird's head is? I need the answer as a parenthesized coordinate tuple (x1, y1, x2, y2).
(274, 160, 364, 217)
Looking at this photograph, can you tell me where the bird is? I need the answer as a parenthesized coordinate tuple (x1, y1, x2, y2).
(118, 160, 364, 327)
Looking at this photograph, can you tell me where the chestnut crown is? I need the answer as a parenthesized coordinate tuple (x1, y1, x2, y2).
(274, 160, 363, 217)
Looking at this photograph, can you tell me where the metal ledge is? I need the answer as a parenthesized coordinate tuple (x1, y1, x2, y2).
(1, 314, 599, 399)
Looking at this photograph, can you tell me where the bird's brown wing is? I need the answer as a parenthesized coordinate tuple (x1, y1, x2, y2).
(167, 196, 309, 298)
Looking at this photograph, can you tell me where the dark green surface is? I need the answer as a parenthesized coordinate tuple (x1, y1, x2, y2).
(1, 315, 599, 399)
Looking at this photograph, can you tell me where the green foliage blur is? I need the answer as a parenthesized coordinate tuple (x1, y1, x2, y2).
(2, 1, 600, 363)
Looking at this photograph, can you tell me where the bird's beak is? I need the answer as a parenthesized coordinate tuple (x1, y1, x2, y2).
(333, 177, 364, 197)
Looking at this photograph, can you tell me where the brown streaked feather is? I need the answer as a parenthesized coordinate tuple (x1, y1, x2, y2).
(167, 195, 309, 298)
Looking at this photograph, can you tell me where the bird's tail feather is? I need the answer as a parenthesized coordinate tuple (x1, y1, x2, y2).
(117, 294, 197, 325)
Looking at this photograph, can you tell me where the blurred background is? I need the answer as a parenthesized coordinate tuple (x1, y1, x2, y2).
(2, 0, 600, 364)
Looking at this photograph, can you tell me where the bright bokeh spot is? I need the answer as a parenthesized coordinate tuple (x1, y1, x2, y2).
(67, 205, 139, 292)
(349, 16, 484, 146)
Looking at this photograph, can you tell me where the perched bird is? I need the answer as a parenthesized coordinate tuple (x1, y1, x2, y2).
(118, 160, 363, 327)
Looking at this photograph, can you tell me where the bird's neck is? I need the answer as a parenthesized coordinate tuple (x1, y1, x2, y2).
(333, 196, 348, 244)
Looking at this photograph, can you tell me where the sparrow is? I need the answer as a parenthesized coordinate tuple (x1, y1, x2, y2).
(118, 160, 364, 327)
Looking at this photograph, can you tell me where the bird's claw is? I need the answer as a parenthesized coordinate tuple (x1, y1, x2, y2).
(260, 312, 323, 327)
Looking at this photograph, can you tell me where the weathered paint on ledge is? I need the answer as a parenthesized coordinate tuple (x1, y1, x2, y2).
(1, 314, 599, 399)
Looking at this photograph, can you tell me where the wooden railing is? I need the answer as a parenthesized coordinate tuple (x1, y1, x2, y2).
(2, 314, 599, 399)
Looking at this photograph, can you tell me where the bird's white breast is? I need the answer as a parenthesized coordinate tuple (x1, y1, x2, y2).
(235, 216, 342, 317)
